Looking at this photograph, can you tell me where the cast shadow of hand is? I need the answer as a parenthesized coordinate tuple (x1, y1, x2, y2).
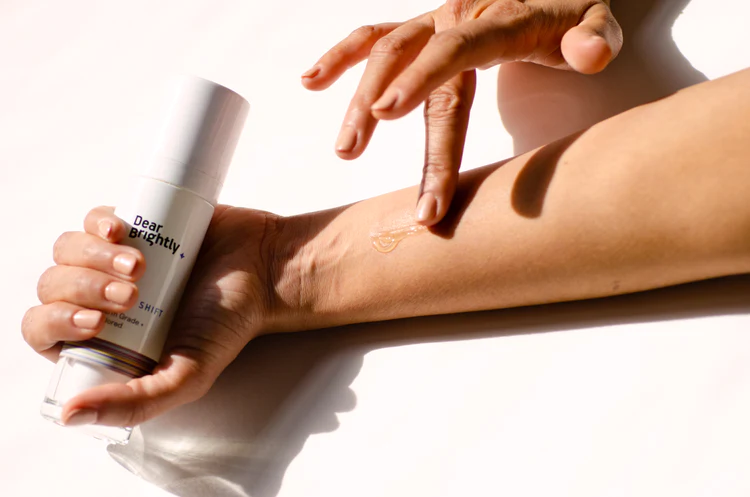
(108, 1, 721, 495)
(498, 0, 707, 154)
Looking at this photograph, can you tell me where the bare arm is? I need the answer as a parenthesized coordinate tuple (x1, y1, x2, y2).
(25, 68, 750, 428)
(272, 67, 750, 331)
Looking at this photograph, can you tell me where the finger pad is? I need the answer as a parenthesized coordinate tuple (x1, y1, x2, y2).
(562, 31, 613, 74)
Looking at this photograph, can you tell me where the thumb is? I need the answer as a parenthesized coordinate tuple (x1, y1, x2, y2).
(61, 352, 216, 428)
(561, 2, 623, 74)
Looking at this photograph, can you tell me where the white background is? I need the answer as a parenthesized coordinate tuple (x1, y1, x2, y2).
(1, 1, 750, 496)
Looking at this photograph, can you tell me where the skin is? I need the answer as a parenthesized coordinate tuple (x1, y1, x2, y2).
(22, 67, 750, 429)
(302, 0, 622, 225)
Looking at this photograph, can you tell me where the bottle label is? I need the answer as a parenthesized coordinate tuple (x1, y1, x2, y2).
(61, 177, 214, 378)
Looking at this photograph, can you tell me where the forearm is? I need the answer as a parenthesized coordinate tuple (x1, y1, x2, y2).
(269, 68, 750, 332)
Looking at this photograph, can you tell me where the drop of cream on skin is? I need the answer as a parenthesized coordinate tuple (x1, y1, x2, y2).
(370, 225, 427, 253)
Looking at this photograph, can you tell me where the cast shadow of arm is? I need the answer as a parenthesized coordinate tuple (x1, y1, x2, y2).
(108, 273, 750, 497)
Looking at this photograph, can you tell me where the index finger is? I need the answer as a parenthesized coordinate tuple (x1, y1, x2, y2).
(83, 206, 126, 242)
(371, 18, 526, 120)
(417, 70, 476, 226)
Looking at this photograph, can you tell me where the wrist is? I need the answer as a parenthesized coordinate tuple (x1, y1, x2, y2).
(262, 209, 340, 334)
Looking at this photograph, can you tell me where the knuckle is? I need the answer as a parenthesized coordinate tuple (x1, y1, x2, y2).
(128, 398, 152, 427)
(87, 206, 108, 221)
(73, 272, 95, 302)
(183, 374, 212, 404)
(37, 267, 55, 302)
(423, 156, 453, 178)
(350, 25, 377, 42)
(123, 381, 157, 427)
(85, 207, 110, 233)
(21, 308, 36, 345)
(52, 232, 74, 263)
(444, 0, 476, 20)
(431, 30, 470, 60)
(490, 0, 532, 21)
(425, 86, 467, 122)
(83, 210, 97, 229)
(81, 237, 100, 264)
(371, 35, 409, 58)
(179, 356, 215, 401)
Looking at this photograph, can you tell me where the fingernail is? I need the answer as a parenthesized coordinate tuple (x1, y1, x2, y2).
(371, 91, 399, 112)
(98, 220, 113, 239)
(301, 66, 320, 79)
(335, 126, 358, 153)
(64, 408, 98, 427)
(113, 253, 137, 276)
(105, 282, 135, 305)
(416, 192, 438, 224)
(73, 310, 103, 330)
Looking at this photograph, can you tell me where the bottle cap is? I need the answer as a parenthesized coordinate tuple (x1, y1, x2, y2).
(145, 75, 250, 205)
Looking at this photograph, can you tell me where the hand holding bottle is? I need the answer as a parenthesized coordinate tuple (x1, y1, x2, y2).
(24, 205, 281, 428)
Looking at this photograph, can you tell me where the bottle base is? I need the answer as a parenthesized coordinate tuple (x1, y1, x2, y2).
(42, 352, 135, 444)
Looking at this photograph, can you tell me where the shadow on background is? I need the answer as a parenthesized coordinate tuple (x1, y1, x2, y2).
(108, 1, 728, 495)
(498, 0, 707, 154)
(109, 274, 750, 497)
